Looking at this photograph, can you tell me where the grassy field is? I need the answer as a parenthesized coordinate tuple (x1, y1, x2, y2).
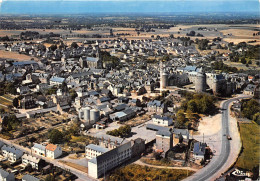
(0, 95, 13, 112)
(224, 61, 260, 71)
(0, 50, 38, 61)
(236, 122, 260, 171)
(59, 160, 88, 173)
(108, 164, 194, 181)
(141, 158, 176, 167)
(0, 96, 13, 106)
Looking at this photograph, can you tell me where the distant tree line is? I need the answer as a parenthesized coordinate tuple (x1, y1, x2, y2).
(186, 30, 204, 37)
(195, 39, 210, 50)
(211, 61, 238, 73)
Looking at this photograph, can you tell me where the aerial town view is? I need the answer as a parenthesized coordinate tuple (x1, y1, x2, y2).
(0, 0, 259, 181)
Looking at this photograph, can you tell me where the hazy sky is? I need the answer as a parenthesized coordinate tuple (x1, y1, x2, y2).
(1, 0, 259, 1)
(0, 0, 259, 14)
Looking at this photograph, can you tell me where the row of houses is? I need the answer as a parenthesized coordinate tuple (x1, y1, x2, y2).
(31, 143, 62, 159)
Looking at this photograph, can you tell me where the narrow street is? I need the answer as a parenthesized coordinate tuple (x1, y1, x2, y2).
(0, 138, 96, 181)
(184, 95, 251, 181)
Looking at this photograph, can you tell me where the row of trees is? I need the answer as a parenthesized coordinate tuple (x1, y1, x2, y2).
(0, 36, 15, 42)
(48, 123, 80, 144)
(0, 82, 17, 95)
(106, 125, 131, 138)
(186, 31, 203, 37)
(1, 114, 20, 132)
(100, 51, 120, 68)
(195, 39, 210, 50)
(211, 61, 238, 73)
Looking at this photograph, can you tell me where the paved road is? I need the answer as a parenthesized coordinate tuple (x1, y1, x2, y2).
(184, 96, 250, 181)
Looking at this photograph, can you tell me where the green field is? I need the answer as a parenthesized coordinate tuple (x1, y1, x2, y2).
(0, 96, 12, 106)
(0, 95, 14, 112)
(236, 122, 260, 171)
(108, 164, 194, 181)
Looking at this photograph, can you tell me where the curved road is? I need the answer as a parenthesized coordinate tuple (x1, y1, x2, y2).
(184, 96, 250, 181)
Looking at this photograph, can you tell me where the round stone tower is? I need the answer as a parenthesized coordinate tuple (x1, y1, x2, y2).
(212, 75, 220, 95)
(195, 68, 206, 92)
(161, 71, 168, 89)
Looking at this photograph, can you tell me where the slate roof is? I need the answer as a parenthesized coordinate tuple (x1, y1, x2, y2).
(153, 115, 172, 122)
(156, 129, 172, 137)
(146, 124, 170, 131)
(244, 84, 257, 91)
(22, 154, 41, 163)
(32, 143, 46, 151)
(88, 141, 131, 164)
(0, 168, 11, 178)
(22, 174, 40, 181)
(99, 97, 110, 102)
(123, 108, 135, 115)
(114, 104, 128, 111)
(147, 100, 163, 107)
(85, 144, 109, 153)
(173, 128, 189, 136)
(115, 111, 127, 118)
(1, 145, 23, 156)
(13, 61, 38, 66)
(193, 142, 207, 156)
(86, 57, 99, 62)
(50, 77, 65, 83)
(182, 66, 197, 72)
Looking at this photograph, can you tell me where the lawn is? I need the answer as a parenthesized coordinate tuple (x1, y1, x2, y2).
(2, 94, 15, 101)
(141, 158, 176, 167)
(59, 160, 88, 173)
(108, 164, 194, 181)
(235, 122, 260, 171)
(70, 135, 95, 143)
(0, 96, 12, 106)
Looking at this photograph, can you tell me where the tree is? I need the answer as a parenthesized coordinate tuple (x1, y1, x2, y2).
(252, 112, 260, 125)
(38, 44, 46, 51)
(13, 98, 19, 108)
(48, 129, 64, 144)
(107, 125, 131, 137)
(162, 55, 170, 61)
(216, 44, 222, 49)
(45, 174, 56, 181)
(175, 110, 186, 128)
(186, 31, 196, 36)
(242, 99, 260, 120)
(153, 152, 162, 160)
(69, 89, 77, 100)
(71, 42, 78, 49)
(241, 57, 246, 64)
(187, 100, 197, 113)
(0, 108, 5, 114)
(5, 82, 16, 94)
(2, 115, 19, 132)
(167, 150, 175, 159)
(25, 163, 33, 172)
(49, 44, 57, 51)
